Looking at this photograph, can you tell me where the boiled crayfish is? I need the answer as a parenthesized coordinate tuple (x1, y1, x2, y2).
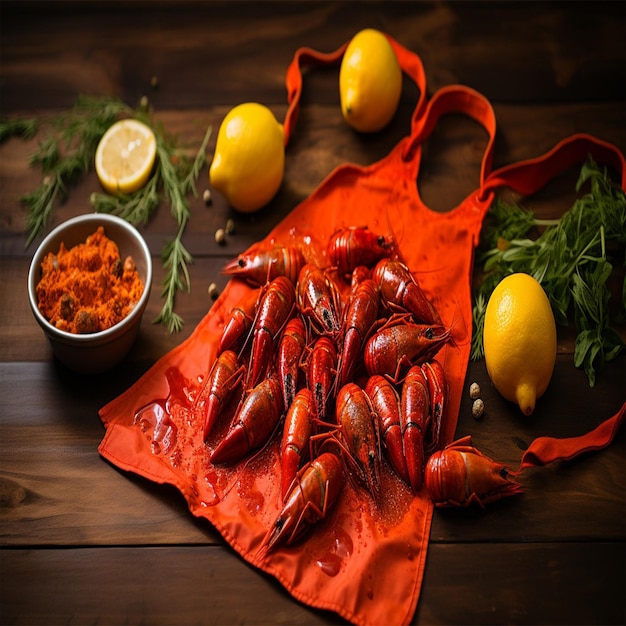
(373, 258, 442, 324)
(337, 277, 380, 387)
(334, 382, 382, 502)
(196, 349, 245, 442)
(296, 263, 343, 336)
(277, 316, 307, 411)
(424, 436, 524, 508)
(210, 375, 284, 465)
(246, 276, 295, 388)
(364, 316, 452, 381)
(280, 387, 314, 501)
(327, 226, 397, 279)
(261, 450, 344, 553)
(222, 243, 305, 287)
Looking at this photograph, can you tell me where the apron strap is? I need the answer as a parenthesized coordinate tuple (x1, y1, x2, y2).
(401, 84, 497, 188)
(283, 34, 427, 146)
(516, 403, 625, 472)
(479, 133, 626, 201)
(283, 44, 347, 146)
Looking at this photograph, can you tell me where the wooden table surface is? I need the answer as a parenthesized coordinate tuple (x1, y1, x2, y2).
(1, 2, 624, 624)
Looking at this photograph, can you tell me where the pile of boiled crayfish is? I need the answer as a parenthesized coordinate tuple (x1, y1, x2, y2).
(196, 226, 523, 552)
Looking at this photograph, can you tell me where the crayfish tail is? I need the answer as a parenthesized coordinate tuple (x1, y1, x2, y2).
(385, 430, 411, 486)
(218, 318, 245, 354)
(338, 330, 359, 388)
(405, 441, 425, 493)
(247, 332, 271, 389)
(210, 425, 249, 465)
(202, 395, 221, 442)
(280, 449, 301, 502)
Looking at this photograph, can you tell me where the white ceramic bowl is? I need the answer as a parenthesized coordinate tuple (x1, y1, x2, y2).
(28, 213, 152, 374)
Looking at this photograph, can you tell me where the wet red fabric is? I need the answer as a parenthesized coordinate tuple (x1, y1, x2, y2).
(98, 35, 625, 626)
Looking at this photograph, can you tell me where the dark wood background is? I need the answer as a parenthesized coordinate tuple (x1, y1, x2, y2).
(1, 2, 624, 624)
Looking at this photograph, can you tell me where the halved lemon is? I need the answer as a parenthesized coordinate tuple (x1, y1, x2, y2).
(95, 119, 157, 195)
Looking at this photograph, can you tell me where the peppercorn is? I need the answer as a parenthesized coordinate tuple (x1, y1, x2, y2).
(225, 218, 235, 235)
(208, 282, 219, 300)
(203, 189, 212, 206)
(472, 398, 485, 420)
(215, 228, 226, 245)
(469, 382, 481, 399)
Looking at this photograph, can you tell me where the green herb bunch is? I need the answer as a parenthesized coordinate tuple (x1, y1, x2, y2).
(471, 157, 625, 387)
(2, 95, 211, 333)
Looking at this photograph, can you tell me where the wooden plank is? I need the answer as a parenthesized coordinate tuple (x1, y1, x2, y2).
(0, 545, 333, 625)
(1, 1, 623, 114)
(416, 542, 626, 625)
(1, 542, 623, 625)
(1, 354, 623, 547)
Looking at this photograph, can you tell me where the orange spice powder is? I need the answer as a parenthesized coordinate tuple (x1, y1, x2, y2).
(36, 226, 145, 334)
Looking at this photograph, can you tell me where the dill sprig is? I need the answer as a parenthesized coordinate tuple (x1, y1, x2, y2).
(182, 123, 213, 197)
(18, 95, 212, 332)
(21, 96, 132, 246)
(470, 292, 487, 364)
(471, 157, 626, 387)
(151, 130, 193, 333)
(154, 221, 192, 334)
(90, 174, 160, 226)
(0, 117, 39, 143)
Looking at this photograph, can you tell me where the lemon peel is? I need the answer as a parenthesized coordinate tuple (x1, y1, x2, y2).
(95, 119, 156, 195)
(483, 273, 557, 415)
(209, 102, 285, 213)
(339, 28, 402, 133)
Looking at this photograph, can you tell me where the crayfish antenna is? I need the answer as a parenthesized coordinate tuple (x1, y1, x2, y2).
(381, 187, 403, 260)
(442, 287, 470, 352)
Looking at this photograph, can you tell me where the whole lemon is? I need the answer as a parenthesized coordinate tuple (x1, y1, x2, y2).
(339, 28, 402, 133)
(209, 103, 285, 213)
(483, 273, 557, 416)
